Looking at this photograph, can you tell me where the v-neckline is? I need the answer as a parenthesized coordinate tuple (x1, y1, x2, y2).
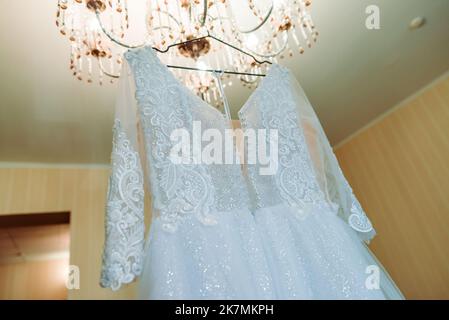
(141, 45, 283, 122)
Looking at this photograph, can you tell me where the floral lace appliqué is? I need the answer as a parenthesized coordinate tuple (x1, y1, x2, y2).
(100, 119, 145, 291)
(125, 47, 217, 232)
(341, 172, 373, 233)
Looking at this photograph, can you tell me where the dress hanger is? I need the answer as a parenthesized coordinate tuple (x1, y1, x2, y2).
(95, 10, 272, 78)
(153, 31, 272, 77)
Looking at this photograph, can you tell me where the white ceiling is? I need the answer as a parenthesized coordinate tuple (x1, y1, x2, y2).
(0, 0, 448, 164)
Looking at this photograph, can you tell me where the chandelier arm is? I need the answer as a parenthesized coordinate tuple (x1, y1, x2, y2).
(98, 58, 120, 79)
(244, 32, 290, 58)
(147, 9, 182, 40)
(95, 5, 272, 65)
(206, 32, 272, 65)
(95, 10, 146, 49)
(229, 2, 274, 34)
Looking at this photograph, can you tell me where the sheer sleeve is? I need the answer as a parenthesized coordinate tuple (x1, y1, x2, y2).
(286, 70, 376, 242)
(100, 61, 146, 290)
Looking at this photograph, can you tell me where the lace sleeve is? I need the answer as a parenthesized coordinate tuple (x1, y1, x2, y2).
(100, 62, 146, 291)
(323, 149, 376, 241)
(286, 70, 375, 242)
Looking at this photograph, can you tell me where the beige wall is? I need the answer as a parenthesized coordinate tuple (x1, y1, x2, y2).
(0, 258, 69, 300)
(0, 167, 141, 299)
(335, 74, 449, 299)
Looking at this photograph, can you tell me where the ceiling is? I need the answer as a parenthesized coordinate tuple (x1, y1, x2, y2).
(0, 0, 448, 164)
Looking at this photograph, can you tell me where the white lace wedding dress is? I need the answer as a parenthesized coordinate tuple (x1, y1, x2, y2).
(100, 45, 404, 300)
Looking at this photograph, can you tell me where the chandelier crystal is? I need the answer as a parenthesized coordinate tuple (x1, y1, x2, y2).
(56, 0, 318, 101)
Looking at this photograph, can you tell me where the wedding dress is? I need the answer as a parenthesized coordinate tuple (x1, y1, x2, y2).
(100, 45, 404, 299)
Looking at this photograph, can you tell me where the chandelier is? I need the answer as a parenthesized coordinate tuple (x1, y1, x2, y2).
(56, 0, 318, 101)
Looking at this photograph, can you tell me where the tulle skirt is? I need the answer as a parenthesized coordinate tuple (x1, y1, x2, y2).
(138, 208, 276, 299)
(253, 203, 404, 299)
(138, 204, 404, 299)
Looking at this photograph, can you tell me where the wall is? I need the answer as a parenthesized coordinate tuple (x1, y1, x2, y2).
(0, 166, 146, 299)
(0, 258, 68, 300)
(334, 73, 449, 299)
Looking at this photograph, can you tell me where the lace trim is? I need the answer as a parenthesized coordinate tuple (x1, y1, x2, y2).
(100, 119, 145, 291)
(326, 152, 374, 234)
(343, 175, 374, 233)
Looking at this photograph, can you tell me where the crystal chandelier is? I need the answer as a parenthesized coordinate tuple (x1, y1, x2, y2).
(56, 0, 318, 98)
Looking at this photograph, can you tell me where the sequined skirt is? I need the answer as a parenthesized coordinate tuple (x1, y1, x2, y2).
(138, 207, 275, 299)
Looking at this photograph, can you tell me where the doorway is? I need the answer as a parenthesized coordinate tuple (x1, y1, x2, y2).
(0, 212, 70, 299)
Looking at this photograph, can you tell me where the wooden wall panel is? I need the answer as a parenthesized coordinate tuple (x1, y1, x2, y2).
(335, 74, 449, 299)
(0, 167, 140, 299)
(0, 258, 69, 300)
